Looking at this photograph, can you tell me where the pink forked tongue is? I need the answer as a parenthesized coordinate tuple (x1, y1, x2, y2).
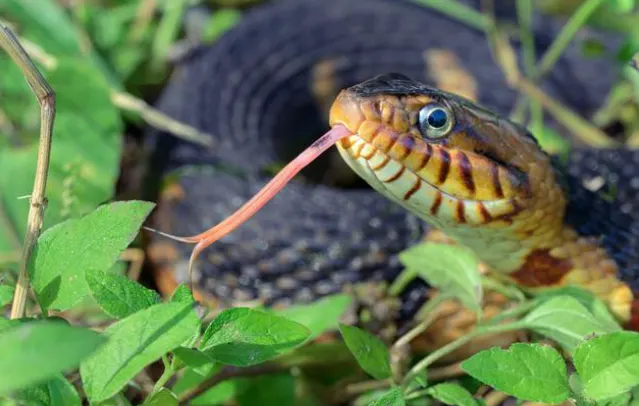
(145, 124, 352, 274)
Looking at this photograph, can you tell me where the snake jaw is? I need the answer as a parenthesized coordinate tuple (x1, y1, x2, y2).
(329, 89, 529, 229)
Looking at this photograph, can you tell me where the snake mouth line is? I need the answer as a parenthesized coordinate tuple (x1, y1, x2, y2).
(338, 132, 522, 226)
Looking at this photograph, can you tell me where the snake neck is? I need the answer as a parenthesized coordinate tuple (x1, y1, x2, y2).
(454, 157, 635, 325)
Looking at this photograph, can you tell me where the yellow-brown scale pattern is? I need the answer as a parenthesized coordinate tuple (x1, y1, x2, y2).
(328, 83, 636, 328)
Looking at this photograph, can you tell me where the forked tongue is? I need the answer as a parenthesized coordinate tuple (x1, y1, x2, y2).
(145, 124, 352, 273)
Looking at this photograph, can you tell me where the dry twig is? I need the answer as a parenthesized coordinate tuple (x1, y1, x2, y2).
(0, 24, 56, 319)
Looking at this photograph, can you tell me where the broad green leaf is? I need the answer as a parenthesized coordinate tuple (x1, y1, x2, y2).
(277, 294, 353, 340)
(426, 383, 477, 406)
(0, 58, 123, 258)
(200, 308, 310, 367)
(236, 374, 296, 406)
(86, 268, 161, 318)
(399, 243, 482, 315)
(523, 296, 613, 352)
(0, 0, 83, 55)
(573, 331, 639, 401)
(80, 301, 201, 402)
(368, 387, 405, 406)
(29, 201, 154, 312)
(461, 343, 570, 403)
(13, 374, 81, 406)
(144, 388, 178, 406)
(0, 285, 14, 307)
(338, 323, 391, 380)
(0, 321, 105, 395)
(535, 287, 621, 331)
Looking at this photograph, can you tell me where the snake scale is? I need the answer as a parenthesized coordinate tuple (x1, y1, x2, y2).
(145, 0, 639, 332)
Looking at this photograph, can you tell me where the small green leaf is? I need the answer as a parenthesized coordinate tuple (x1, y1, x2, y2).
(0, 321, 105, 395)
(398, 243, 482, 315)
(173, 347, 215, 369)
(461, 343, 570, 403)
(426, 383, 478, 406)
(169, 283, 194, 303)
(573, 331, 639, 401)
(277, 294, 353, 340)
(86, 268, 161, 318)
(13, 374, 81, 406)
(607, 0, 637, 13)
(200, 307, 310, 367)
(368, 387, 405, 406)
(0, 285, 14, 307)
(203, 9, 242, 42)
(236, 374, 296, 406)
(338, 323, 391, 380)
(523, 296, 613, 352)
(535, 287, 621, 331)
(80, 301, 201, 402)
(29, 201, 154, 312)
(144, 388, 178, 406)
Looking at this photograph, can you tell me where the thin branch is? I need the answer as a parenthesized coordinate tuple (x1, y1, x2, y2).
(0, 24, 56, 319)
(15, 34, 214, 148)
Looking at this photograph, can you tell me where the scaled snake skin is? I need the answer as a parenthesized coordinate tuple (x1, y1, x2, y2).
(146, 0, 639, 328)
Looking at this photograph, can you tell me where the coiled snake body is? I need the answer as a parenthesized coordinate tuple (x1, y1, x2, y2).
(147, 0, 639, 331)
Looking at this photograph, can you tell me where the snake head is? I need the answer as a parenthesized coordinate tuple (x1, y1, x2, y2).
(328, 73, 565, 232)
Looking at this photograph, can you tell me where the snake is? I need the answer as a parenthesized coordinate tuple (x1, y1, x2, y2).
(145, 0, 639, 334)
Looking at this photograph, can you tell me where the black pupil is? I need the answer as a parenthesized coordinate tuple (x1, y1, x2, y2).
(427, 108, 448, 129)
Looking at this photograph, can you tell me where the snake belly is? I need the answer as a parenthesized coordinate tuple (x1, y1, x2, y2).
(145, 0, 636, 322)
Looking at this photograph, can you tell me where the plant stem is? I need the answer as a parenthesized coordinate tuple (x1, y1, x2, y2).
(516, 0, 543, 130)
(393, 294, 449, 349)
(149, 355, 175, 398)
(1, 25, 56, 320)
(481, 299, 537, 326)
(535, 0, 606, 79)
(404, 322, 524, 383)
(411, 0, 489, 32)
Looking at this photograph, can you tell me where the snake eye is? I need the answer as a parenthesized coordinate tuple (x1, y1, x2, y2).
(418, 104, 454, 139)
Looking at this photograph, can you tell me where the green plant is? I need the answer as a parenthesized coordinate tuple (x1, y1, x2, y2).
(2, 0, 639, 405)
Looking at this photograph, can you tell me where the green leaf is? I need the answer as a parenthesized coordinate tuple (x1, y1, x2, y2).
(523, 296, 614, 352)
(426, 383, 478, 406)
(86, 268, 161, 318)
(535, 287, 621, 331)
(338, 323, 391, 380)
(144, 388, 178, 406)
(13, 374, 81, 406)
(398, 243, 482, 315)
(0, 58, 123, 258)
(29, 201, 154, 312)
(573, 331, 639, 401)
(236, 374, 296, 406)
(200, 307, 310, 367)
(169, 283, 194, 303)
(277, 294, 353, 340)
(460, 343, 570, 403)
(80, 301, 201, 402)
(0, 320, 105, 395)
(0, 284, 14, 307)
(172, 347, 215, 369)
(203, 8, 242, 42)
(368, 387, 405, 406)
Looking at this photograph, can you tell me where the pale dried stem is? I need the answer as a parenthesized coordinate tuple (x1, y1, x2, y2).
(0, 25, 56, 319)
